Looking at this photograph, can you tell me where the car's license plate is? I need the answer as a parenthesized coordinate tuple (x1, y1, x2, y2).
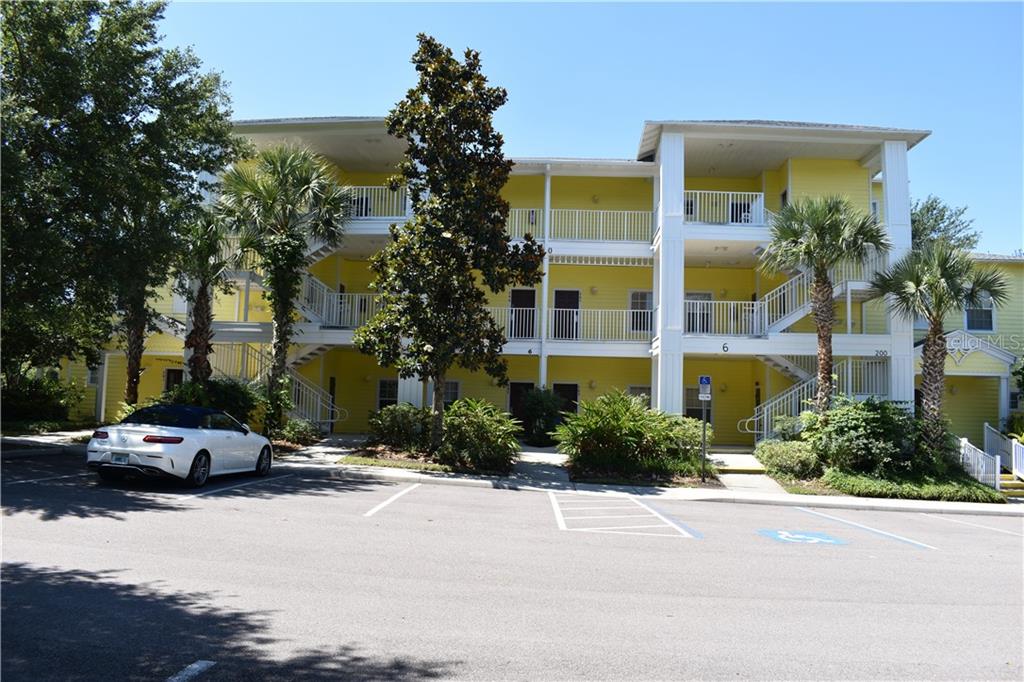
(111, 453, 129, 465)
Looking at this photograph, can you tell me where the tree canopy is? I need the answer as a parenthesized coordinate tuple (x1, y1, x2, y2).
(1, 0, 245, 381)
(911, 195, 979, 251)
(355, 34, 545, 446)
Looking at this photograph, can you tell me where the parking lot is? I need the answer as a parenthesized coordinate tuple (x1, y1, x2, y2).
(3, 451, 1023, 680)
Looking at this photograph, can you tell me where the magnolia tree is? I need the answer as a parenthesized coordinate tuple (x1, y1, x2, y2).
(356, 34, 545, 448)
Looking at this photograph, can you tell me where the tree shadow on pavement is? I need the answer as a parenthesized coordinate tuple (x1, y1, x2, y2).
(1, 461, 388, 522)
(1, 562, 459, 680)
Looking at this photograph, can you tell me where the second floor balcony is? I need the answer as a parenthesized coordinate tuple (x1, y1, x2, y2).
(507, 208, 653, 242)
(683, 190, 772, 226)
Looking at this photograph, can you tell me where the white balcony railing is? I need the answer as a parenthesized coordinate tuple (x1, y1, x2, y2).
(548, 308, 653, 342)
(682, 301, 760, 336)
(684, 190, 769, 226)
(322, 293, 382, 328)
(349, 186, 409, 219)
(549, 209, 653, 242)
(487, 307, 539, 339)
(507, 208, 543, 240)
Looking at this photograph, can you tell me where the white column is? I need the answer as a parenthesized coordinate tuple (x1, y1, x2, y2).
(399, 376, 423, 407)
(881, 140, 914, 405)
(539, 166, 551, 388)
(654, 132, 685, 414)
(999, 375, 1010, 427)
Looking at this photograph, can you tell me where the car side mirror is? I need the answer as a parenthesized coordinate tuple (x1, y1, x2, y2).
(241, 424, 250, 434)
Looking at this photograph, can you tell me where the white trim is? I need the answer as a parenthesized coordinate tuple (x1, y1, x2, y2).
(963, 292, 997, 333)
(377, 377, 399, 411)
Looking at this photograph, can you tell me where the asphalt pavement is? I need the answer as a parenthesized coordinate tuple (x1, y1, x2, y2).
(2, 451, 1022, 680)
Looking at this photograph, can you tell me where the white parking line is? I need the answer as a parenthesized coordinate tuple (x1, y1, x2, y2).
(4, 472, 92, 485)
(166, 659, 216, 682)
(186, 474, 295, 498)
(919, 513, 1024, 537)
(548, 492, 695, 538)
(364, 483, 421, 517)
(797, 507, 937, 550)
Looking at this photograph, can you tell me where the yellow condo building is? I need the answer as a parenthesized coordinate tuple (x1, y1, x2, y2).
(66, 119, 1024, 449)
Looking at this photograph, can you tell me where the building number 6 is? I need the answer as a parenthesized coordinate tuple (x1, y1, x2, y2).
(722, 343, 729, 353)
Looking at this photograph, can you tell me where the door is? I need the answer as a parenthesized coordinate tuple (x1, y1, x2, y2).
(508, 382, 535, 426)
(552, 383, 579, 415)
(685, 292, 712, 334)
(509, 289, 536, 339)
(552, 290, 580, 340)
(205, 412, 244, 472)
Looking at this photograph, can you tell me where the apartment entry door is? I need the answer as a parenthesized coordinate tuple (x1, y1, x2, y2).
(509, 382, 535, 424)
(552, 290, 580, 340)
(509, 289, 536, 339)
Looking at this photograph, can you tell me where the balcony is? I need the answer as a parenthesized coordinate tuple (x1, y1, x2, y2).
(488, 307, 653, 343)
(348, 186, 408, 219)
(507, 208, 653, 242)
(683, 190, 771, 226)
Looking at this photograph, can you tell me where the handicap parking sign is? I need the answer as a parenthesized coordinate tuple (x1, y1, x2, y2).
(758, 529, 847, 545)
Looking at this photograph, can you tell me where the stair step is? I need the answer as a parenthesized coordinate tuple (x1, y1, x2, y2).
(999, 481, 1024, 490)
(1001, 490, 1024, 498)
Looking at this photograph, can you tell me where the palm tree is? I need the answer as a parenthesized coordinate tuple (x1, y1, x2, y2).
(869, 240, 1008, 456)
(760, 196, 890, 413)
(218, 145, 350, 431)
(174, 211, 248, 383)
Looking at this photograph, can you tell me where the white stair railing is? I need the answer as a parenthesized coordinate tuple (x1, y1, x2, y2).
(1012, 438, 1024, 482)
(209, 342, 343, 430)
(983, 422, 1013, 472)
(959, 438, 1001, 490)
(299, 274, 330, 322)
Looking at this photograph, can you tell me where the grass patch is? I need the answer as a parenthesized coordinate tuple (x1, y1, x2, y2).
(821, 468, 1006, 504)
(339, 454, 454, 474)
(568, 460, 721, 488)
(778, 478, 845, 496)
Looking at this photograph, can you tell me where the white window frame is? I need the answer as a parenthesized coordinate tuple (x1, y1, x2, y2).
(964, 292, 996, 333)
(627, 385, 652, 407)
(442, 380, 460, 408)
(86, 366, 100, 386)
(684, 385, 712, 423)
(377, 378, 399, 411)
(171, 291, 188, 315)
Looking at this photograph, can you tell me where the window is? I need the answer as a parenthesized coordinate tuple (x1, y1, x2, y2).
(205, 413, 237, 431)
(378, 379, 398, 410)
(171, 291, 187, 315)
(1011, 392, 1021, 412)
(628, 386, 652, 407)
(164, 368, 185, 392)
(870, 200, 880, 220)
(443, 381, 459, 409)
(629, 291, 653, 333)
(965, 292, 995, 332)
(684, 386, 711, 423)
(87, 366, 100, 386)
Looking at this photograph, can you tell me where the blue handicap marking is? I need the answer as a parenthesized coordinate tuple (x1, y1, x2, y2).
(699, 375, 711, 385)
(758, 529, 847, 545)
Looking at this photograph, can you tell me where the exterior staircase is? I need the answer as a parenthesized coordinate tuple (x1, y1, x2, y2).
(757, 354, 814, 382)
(999, 473, 1024, 499)
(738, 357, 890, 442)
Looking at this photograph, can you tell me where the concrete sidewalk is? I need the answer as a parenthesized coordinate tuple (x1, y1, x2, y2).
(273, 453, 1024, 518)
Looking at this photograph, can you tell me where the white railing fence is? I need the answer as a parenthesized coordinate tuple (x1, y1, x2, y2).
(209, 342, 343, 430)
(487, 307, 539, 339)
(348, 186, 408, 219)
(549, 209, 653, 242)
(323, 293, 381, 329)
(983, 422, 1013, 473)
(959, 437, 1001, 490)
(684, 190, 767, 226)
(547, 308, 653, 342)
(507, 208, 543, 240)
(299, 274, 330, 322)
(682, 300, 759, 336)
(1012, 438, 1024, 482)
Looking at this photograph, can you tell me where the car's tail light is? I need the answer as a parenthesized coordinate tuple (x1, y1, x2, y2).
(92, 431, 109, 439)
(143, 435, 184, 444)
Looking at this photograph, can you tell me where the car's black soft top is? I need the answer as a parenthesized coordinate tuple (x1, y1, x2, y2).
(120, 404, 222, 429)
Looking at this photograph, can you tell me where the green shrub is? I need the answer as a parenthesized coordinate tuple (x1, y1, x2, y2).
(803, 396, 915, 475)
(368, 403, 432, 450)
(771, 415, 805, 441)
(1003, 412, 1024, 440)
(521, 387, 563, 446)
(755, 439, 821, 479)
(822, 468, 1005, 504)
(436, 398, 521, 474)
(157, 378, 268, 426)
(1, 374, 85, 422)
(553, 390, 710, 477)
(275, 418, 322, 445)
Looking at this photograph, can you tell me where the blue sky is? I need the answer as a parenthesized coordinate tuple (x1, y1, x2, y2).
(161, 2, 1023, 253)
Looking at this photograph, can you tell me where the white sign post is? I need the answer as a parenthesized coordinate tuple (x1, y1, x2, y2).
(698, 375, 711, 482)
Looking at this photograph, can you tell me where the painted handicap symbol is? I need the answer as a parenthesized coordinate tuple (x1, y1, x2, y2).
(758, 529, 847, 545)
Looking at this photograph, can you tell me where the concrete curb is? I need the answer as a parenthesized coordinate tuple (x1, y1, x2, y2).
(276, 461, 1024, 517)
(1, 441, 86, 460)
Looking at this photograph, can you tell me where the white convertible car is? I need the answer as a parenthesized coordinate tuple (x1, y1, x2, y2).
(87, 405, 273, 487)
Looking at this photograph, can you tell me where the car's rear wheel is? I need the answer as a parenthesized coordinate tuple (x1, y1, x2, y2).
(97, 468, 126, 483)
(187, 452, 211, 488)
(255, 447, 272, 477)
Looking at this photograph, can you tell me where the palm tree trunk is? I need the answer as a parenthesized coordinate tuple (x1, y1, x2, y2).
(185, 282, 214, 383)
(919, 321, 947, 458)
(122, 302, 147, 406)
(267, 290, 293, 434)
(811, 271, 835, 414)
(430, 375, 445, 451)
